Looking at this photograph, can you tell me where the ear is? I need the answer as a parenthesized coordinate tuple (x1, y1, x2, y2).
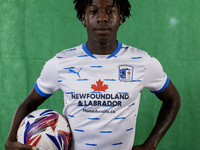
(82, 14, 86, 27)
(119, 14, 123, 25)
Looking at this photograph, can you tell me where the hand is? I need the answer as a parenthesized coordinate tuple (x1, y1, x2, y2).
(132, 144, 156, 150)
(5, 141, 38, 150)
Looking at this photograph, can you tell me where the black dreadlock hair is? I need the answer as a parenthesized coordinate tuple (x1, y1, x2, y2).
(73, 0, 131, 23)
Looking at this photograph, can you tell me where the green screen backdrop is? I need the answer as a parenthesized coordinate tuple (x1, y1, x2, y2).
(0, 0, 199, 149)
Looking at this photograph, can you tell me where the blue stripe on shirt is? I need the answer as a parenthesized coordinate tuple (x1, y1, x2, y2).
(34, 82, 52, 97)
(150, 77, 169, 94)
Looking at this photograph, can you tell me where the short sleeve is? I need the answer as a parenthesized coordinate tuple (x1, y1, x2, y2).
(143, 55, 169, 93)
(34, 56, 59, 97)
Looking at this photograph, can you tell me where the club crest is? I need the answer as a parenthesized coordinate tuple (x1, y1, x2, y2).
(119, 65, 133, 82)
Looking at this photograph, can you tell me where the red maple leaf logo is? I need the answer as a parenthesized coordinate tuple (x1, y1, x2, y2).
(91, 79, 108, 92)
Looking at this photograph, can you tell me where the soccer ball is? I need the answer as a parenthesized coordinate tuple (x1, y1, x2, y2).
(17, 109, 71, 150)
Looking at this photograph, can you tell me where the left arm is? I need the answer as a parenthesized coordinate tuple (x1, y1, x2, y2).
(132, 80, 181, 150)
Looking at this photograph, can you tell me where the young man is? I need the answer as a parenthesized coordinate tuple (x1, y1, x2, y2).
(5, 0, 181, 150)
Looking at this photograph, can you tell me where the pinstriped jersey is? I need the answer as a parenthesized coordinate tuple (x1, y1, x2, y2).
(35, 42, 169, 150)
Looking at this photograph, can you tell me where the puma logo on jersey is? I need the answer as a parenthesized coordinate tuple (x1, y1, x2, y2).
(64, 67, 82, 78)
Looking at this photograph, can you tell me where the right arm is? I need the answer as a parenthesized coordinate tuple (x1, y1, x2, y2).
(6, 56, 58, 150)
(5, 87, 48, 150)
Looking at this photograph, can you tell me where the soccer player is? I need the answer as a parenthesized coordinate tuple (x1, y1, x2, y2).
(5, 0, 181, 150)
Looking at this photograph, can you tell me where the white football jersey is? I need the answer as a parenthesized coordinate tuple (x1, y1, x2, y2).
(35, 42, 169, 150)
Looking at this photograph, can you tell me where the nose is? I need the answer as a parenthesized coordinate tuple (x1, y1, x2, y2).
(97, 10, 108, 23)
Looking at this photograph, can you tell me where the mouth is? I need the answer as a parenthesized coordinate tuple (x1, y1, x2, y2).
(95, 26, 111, 30)
(94, 26, 111, 34)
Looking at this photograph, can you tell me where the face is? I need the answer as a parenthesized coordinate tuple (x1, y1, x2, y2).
(82, 0, 123, 44)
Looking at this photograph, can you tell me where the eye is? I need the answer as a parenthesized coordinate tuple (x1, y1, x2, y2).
(106, 9, 114, 14)
(89, 9, 98, 14)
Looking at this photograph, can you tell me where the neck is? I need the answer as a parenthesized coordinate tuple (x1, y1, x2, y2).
(86, 40, 118, 55)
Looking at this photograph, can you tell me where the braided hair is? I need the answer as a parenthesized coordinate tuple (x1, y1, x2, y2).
(73, 0, 131, 23)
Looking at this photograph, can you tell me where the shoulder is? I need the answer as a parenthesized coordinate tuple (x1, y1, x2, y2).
(55, 44, 84, 59)
(119, 43, 164, 70)
(120, 43, 152, 60)
(40, 44, 83, 70)
(43, 44, 84, 67)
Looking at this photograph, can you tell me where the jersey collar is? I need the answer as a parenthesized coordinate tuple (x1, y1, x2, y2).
(82, 41, 122, 59)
